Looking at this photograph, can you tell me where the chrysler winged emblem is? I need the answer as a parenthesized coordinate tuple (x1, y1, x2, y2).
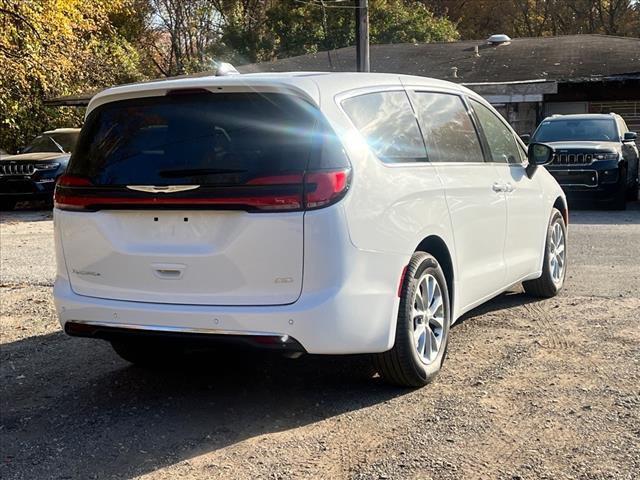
(126, 185, 200, 193)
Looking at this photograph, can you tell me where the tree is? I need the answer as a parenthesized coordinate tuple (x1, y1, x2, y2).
(144, 0, 225, 76)
(0, 0, 145, 152)
(210, 0, 278, 65)
(147, 0, 459, 68)
(260, 0, 458, 61)
(424, 0, 640, 39)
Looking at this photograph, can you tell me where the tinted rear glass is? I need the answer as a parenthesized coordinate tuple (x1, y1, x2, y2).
(532, 118, 618, 142)
(69, 92, 338, 185)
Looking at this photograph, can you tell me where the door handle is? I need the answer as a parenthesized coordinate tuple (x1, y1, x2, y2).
(492, 182, 505, 192)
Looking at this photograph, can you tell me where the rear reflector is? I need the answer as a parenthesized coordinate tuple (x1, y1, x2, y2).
(397, 265, 408, 297)
(54, 168, 350, 212)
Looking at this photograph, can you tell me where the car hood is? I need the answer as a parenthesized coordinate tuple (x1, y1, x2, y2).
(543, 141, 620, 152)
(1, 152, 70, 162)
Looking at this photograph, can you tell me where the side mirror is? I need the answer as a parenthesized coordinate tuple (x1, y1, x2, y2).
(623, 131, 637, 142)
(525, 142, 554, 178)
(519, 134, 531, 145)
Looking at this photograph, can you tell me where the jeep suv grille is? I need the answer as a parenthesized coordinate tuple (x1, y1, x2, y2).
(551, 153, 593, 165)
(0, 163, 36, 176)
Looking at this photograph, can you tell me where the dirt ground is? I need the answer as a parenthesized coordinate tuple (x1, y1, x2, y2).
(1, 203, 639, 480)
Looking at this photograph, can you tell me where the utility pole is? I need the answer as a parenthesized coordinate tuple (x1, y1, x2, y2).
(355, 0, 369, 72)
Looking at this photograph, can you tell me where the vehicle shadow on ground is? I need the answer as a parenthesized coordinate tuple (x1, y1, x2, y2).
(454, 290, 540, 327)
(0, 331, 407, 479)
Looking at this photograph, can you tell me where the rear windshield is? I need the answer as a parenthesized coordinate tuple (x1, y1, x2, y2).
(69, 92, 340, 185)
(532, 118, 618, 142)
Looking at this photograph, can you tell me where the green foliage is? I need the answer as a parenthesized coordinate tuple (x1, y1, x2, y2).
(248, 0, 458, 61)
(426, 0, 640, 40)
(0, 0, 146, 152)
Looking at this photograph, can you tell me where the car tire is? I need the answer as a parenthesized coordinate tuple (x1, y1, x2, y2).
(606, 166, 627, 210)
(523, 208, 567, 298)
(0, 199, 16, 211)
(111, 340, 182, 367)
(374, 252, 451, 387)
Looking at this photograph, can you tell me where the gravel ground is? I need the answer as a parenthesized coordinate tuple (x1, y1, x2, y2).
(1, 201, 639, 480)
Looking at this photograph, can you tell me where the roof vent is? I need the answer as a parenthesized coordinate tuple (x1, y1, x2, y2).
(487, 34, 511, 45)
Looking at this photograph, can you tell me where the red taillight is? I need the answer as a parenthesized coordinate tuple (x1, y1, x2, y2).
(56, 174, 93, 187)
(303, 168, 351, 209)
(54, 175, 93, 210)
(247, 174, 304, 185)
(54, 169, 350, 212)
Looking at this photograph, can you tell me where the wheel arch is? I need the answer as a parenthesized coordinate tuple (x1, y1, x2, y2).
(553, 196, 568, 225)
(415, 235, 455, 315)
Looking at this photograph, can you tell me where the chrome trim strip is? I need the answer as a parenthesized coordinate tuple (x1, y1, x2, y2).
(126, 185, 200, 193)
(66, 320, 286, 337)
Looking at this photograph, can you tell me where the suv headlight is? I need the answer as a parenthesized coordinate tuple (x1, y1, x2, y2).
(35, 163, 61, 170)
(594, 153, 618, 161)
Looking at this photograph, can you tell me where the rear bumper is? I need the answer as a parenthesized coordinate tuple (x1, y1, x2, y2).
(64, 320, 306, 353)
(53, 246, 404, 355)
(53, 203, 408, 355)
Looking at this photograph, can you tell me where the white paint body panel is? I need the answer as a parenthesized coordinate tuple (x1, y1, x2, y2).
(53, 72, 566, 354)
(495, 163, 548, 283)
(58, 210, 304, 305)
(434, 163, 508, 311)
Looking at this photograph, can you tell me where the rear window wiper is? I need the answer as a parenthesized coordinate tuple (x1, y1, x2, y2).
(159, 168, 248, 178)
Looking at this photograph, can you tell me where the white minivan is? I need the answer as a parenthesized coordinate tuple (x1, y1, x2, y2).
(53, 73, 567, 387)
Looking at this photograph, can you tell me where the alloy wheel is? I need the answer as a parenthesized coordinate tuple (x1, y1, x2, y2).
(549, 220, 566, 284)
(412, 273, 445, 364)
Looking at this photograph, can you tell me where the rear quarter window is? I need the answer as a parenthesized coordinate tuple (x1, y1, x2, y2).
(341, 90, 427, 163)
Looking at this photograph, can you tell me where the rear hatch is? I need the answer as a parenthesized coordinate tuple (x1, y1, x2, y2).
(55, 89, 350, 305)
